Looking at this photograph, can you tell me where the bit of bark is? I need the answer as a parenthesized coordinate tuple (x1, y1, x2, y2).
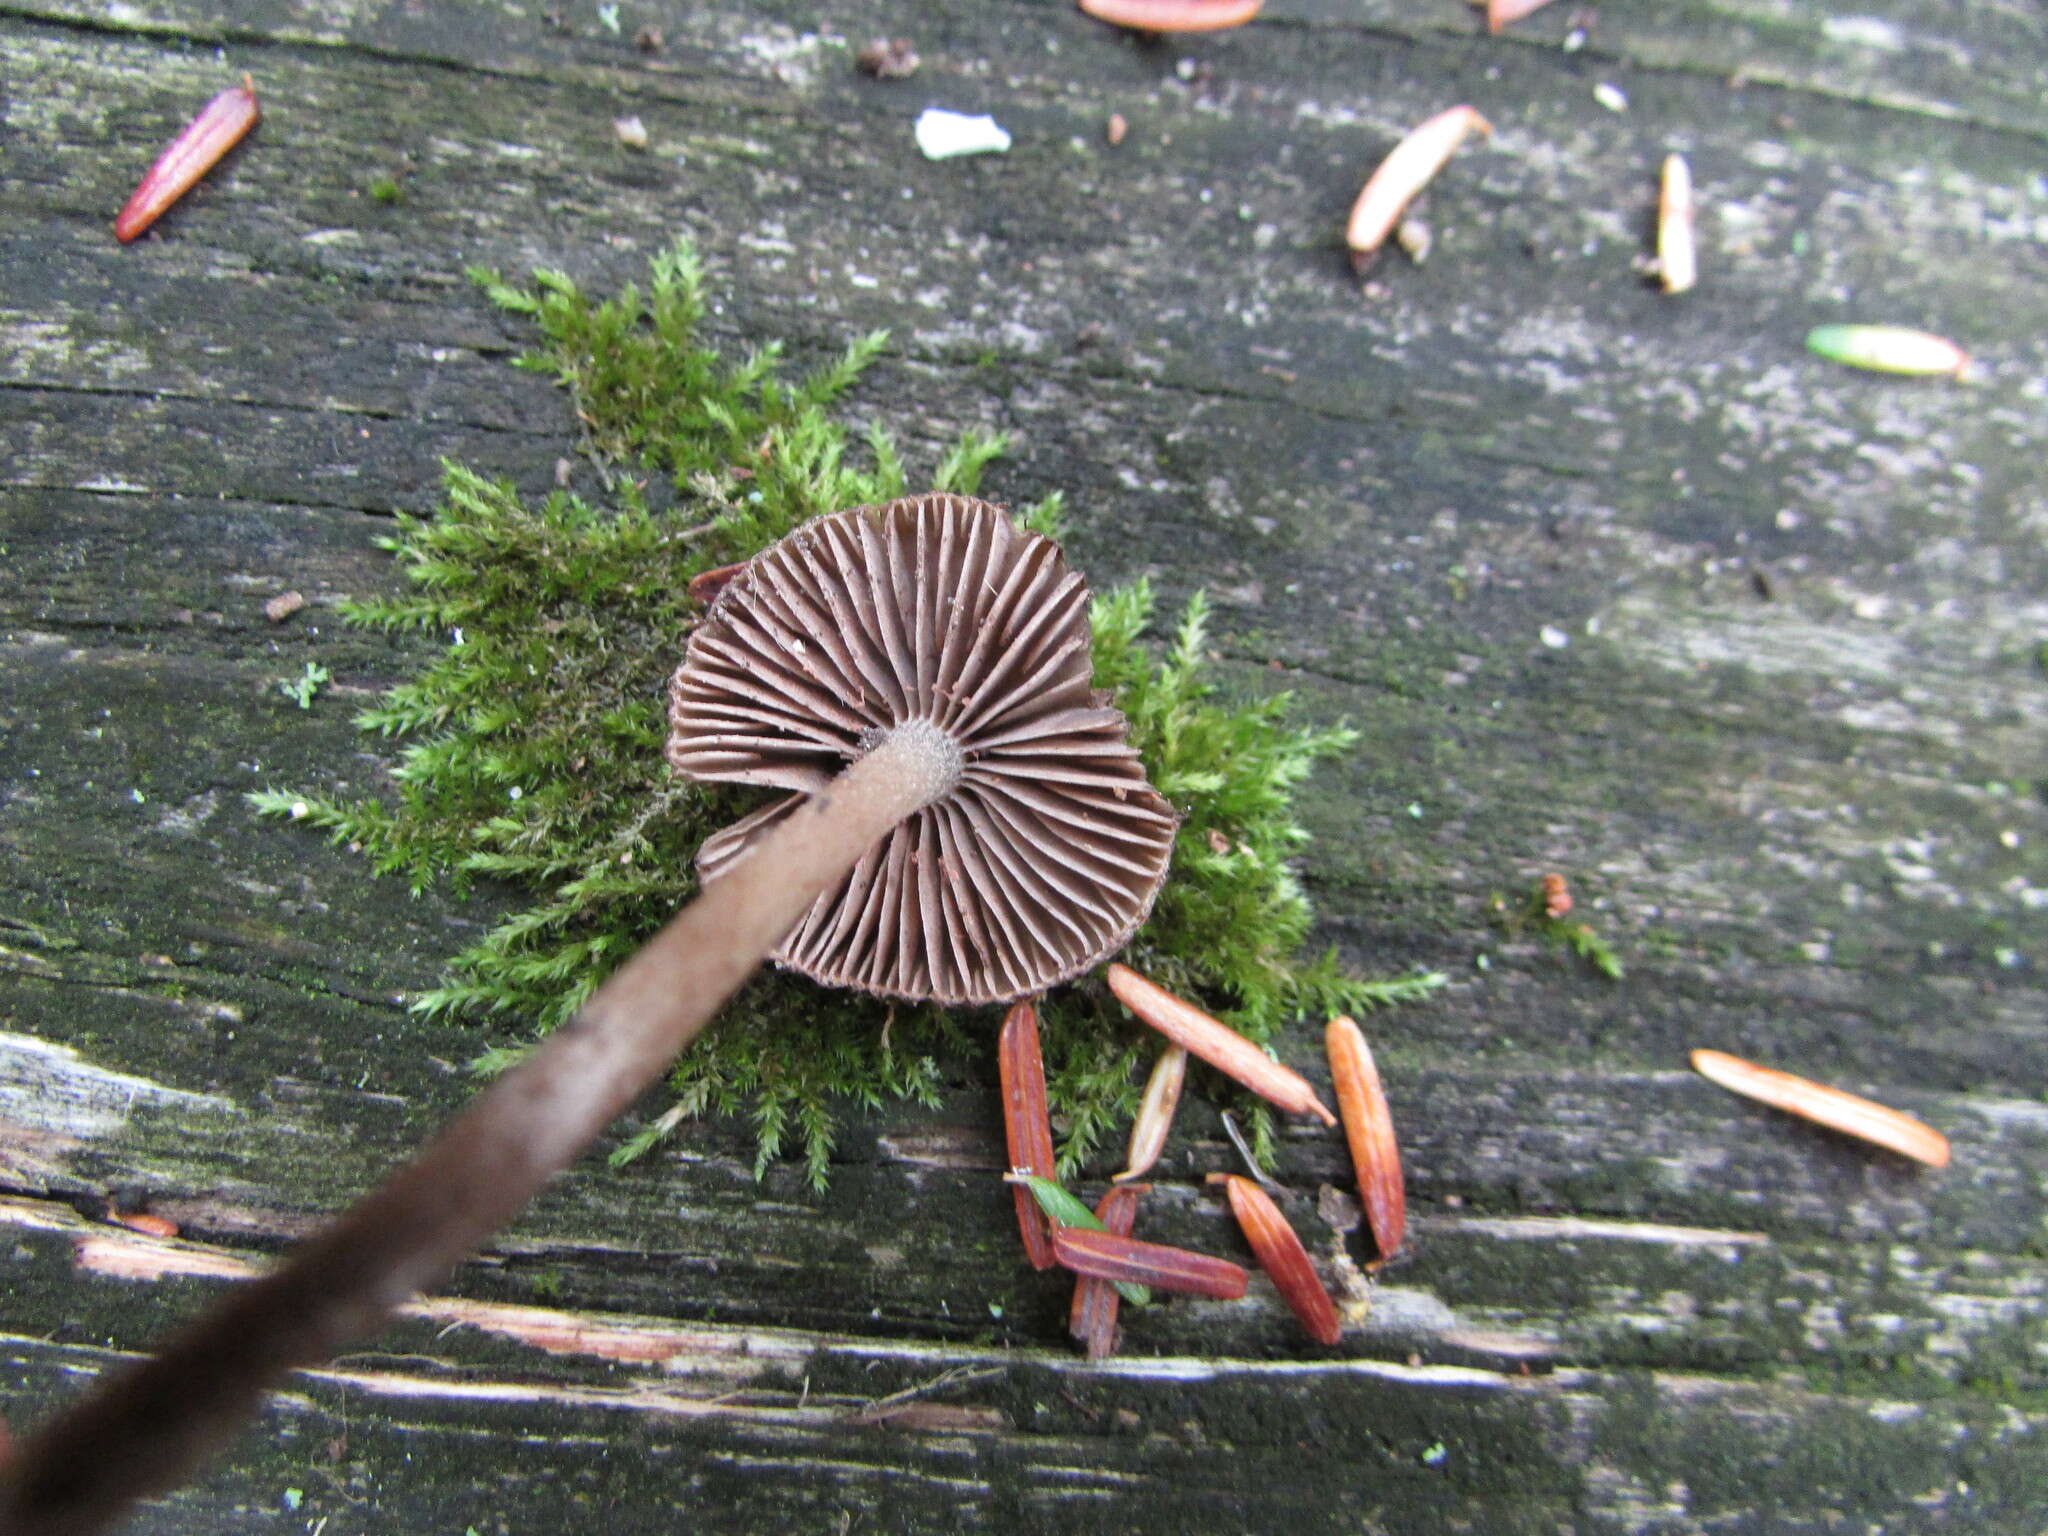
(1690, 1050, 1951, 1168)
(1215, 1174, 1341, 1346)
(1325, 1016, 1406, 1262)
(1051, 1226, 1247, 1299)
(114, 75, 261, 243)
(1345, 106, 1492, 267)
(1069, 1185, 1140, 1359)
(261, 591, 305, 624)
(1105, 964, 1336, 1126)
(854, 38, 921, 79)
(1115, 1044, 1186, 1182)
(1656, 153, 1696, 295)
(633, 24, 663, 52)
(1077, 0, 1263, 32)
(1000, 1001, 1059, 1270)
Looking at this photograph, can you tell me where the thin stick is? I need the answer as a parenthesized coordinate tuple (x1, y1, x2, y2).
(0, 723, 962, 1536)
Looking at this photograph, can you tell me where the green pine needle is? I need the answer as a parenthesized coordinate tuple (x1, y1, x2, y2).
(252, 240, 1438, 1190)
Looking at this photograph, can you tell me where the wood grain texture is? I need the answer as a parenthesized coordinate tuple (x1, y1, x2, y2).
(4, 0, 2047, 1529)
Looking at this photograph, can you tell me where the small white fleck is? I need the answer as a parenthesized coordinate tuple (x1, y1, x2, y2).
(289, 800, 310, 820)
(613, 115, 648, 150)
(130, 787, 146, 804)
(1540, 624, 1570, 649)
(1776, 509, 1802, 530)
(1593, 82, 1628, 113)
(914, 108, 1012, 160)
(1999, 829, 2021, 849)
(508, 786, 524, 801)
(451, 627, 465, 646)
(1995, 947, 2022, 969)
(1407, 802, 1424, 819)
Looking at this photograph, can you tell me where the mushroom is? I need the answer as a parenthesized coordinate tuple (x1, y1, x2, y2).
(0, 493, 1177, 1535)
(672, 493, 1178, 1004)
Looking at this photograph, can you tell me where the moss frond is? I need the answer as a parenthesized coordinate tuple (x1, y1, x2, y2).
(253, 240, 1435, 1189)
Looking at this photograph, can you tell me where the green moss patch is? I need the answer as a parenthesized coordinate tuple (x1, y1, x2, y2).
(253, 242, 1441, 1187)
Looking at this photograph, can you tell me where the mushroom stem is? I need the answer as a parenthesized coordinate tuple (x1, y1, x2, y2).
(0, 722, 963, 1536)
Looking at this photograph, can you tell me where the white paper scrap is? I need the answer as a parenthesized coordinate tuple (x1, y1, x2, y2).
(915, 108, 1012, 160)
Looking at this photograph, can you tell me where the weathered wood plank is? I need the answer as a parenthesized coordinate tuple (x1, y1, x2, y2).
(4, 0, 2046, 1527)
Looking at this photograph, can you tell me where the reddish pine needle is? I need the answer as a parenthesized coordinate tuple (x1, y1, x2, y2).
(1105, 964, 1336, 1125)
(114, 75, 261, 243)
(1069, 1185, 1141, 1359)
(1216, 1174, 1341, 1346)
(999, 1000, 1060, 1269)
(1325, 1016, 1407, 1262)
(1052, 1226, 1247, 1300)
(1077, 0, 1262, 31)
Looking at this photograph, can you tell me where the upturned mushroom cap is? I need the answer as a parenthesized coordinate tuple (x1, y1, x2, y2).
(667, 493, 1179, 1006)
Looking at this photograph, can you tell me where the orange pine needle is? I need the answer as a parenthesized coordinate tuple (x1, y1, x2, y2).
(1069, 1184, 1141, 1359)
(114, 75, 261, 243)
(1656, 154, 1697, 295)
(1000, 1000, 1060, 1268)
(1077, 0, 1263, 32)
(1345, 105, 1492, 265)
(1217, 1174, 1341, 1345)
(1691, 1049, 1950, 1168)
(108, 1212, 180, 1240)
(1485, 0, 1558, 33)
(1116, 1044, 1187, 1181)
(1326, 1016, 1406, 1262)
(1051, 1226, 1247, 1299)
(1105, 964, 1336, 1125)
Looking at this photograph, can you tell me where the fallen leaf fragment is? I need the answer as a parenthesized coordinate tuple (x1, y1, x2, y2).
(1116, 1044, 1186, 1181)
(115, 74, 262, 243)
(1656, 153, 1696, 295)
(1052, 1226, 1247, 1299)
(1345, 106, 1492, 267)
(1326, 1016, 1406, 1261)
(1690, 1049, 1950, 1168)
(1069, 1184, 1140, 1358)
(1000, 1001, 1060, 1268)
(1805, 325, 1969, 378)
(1217, 1175, 1341, 1345)
(914, 108, 1012, 160)
(1078, 0, 1263, 32)
(1106, 964, 1336, 1125)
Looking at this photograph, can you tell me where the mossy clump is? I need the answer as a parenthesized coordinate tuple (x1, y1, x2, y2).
(254, 241, 1441, 1187)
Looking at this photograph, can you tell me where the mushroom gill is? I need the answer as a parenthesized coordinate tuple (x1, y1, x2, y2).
(668, 492, 1179, 1006)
